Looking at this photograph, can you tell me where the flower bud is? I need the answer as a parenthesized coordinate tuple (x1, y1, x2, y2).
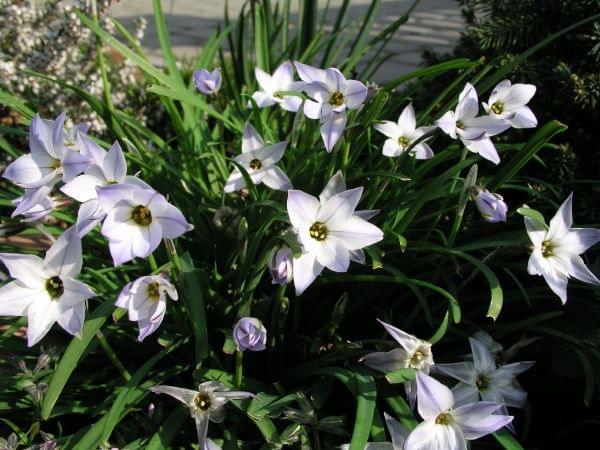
(268, 246, 293, 285)
(474, 189, 508, 223)
(233, 317, 267, 352)
(193, 68, 222, 95)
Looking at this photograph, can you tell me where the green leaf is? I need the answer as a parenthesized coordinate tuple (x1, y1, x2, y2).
(349, 368, 376, 450)
(385, 368, 416, 384)
(517, 207, 547, 228)
(41, 300, 117, 420)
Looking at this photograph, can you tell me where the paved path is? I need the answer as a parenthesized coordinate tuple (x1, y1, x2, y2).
(111, 0, 463, 82)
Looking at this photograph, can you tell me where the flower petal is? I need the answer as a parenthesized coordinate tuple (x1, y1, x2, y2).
(61, 149, 90, 183)
(374, 121, 400, 139)
(149, 385, 198, 405)
(433, 362, 475, 385)
(26, 294, 59, 347)
(360, 348, 409, 373)
(294, 61, 326, 83)
(261, 166, 292, 191)
(435, 111, 457, 139)
(3, 154, 53, 188)
(56, 302, 85, 338)
(504, 83, 536, 109)
(470, 337, 496, 372)
(0, 253, 47, 285)
(547, 193, 573, 242)
(416, 372, 454, 420)
(0, 281, 44, 316)
(328, 215, 383, 250)
(103, 141, 127, 182)
(242, 123, 265, 153)
(321, 113, 347, 151)
(343, 79, 367, 109)
(293, 252, 323, 295)
(453, 402, 512, 440)
(272, 61, 294, 88)
(61, 173, 105, 202)
(287, 190, 320, 228)
(155, 204, 193, 239)
(398, 104, 417, 134)
(464, 136, 500, 165)
(44, 227, 82, 277)
(509, 106, 537, 129)
(255, 67, 275, 93)
(567, 255, 600, 285)
(456, 83, 479, 120)
(319, 170, 346, 203)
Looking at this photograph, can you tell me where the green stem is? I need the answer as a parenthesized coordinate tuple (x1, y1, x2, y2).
(148, 253, 158, 272)
(96, 331, 131, 381)
(234, 350, 244, 387)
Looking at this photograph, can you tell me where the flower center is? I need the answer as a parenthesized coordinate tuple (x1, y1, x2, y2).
(309, 222, 328, 241)
(456, 120, 465, 129)
(475, 374, 489, 390)
(329, 91, 344, 106)
(45, 276, 64, 299)
(51, 158, 61, 169)
(249, 159, 262, 170)
(131, 205, 152, 226)
(435, 412, 453, 425)
(147, 281, 160, 301)
(273, 91, 284, 99)
(410, 350, 425, 366)
(491, 101, 504, 114)
(193, 393, 211, 411)
(398, 136, 410, 149)
(541, 240, 553, 257)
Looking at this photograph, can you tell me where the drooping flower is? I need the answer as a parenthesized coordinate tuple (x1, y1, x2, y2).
(232, 317, 267, 352)
(115, 274, 178, 341)
(404, 372, 513, 450)
(224, 123, 292, 193)
(11, 185, 55, 222)
(434, 337, 534, 418)
(483, 80, 537, 129)
(287, 175, 383, 295)
(0, 227, 95, 346)
(436, 83, 510, 164)
(250, 61, 303, 112)
(268, 245, 293, 285)
(473, 188, 508, 223)
(361, 319, 434, 408)
(374, 104, 435, 159)
(97, 184, 193, 266)
(149, 382, 254, 447)
(193, 68, 222, 96)
(341, 412, 407, 449)
(3, 113, 89, 189)
(525, 193, 600, 303)
(295, 63, 367, 151)
(61, 134, 150, 236)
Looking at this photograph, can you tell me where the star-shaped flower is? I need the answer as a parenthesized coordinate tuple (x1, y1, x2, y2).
(436, 83, 510, 164)
(374, 104, 435, 159)
(404, 372, 513, 450)
(97, 184, 193, 266)
(250, 61, 303, 112)
(115, 274, 178, 341)
(0, 227, 95, 346)
(224, 123, 292, 193)
(287, 174, 383, 295)
(149, 382, 254, 448)
(525, 193, 600, 303)
(3, 113, 89, 189)
(483, 79, 537, 129)
(61, 134, 150, 236)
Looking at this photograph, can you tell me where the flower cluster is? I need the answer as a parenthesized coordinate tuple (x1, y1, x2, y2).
(1, 112, 192, 344)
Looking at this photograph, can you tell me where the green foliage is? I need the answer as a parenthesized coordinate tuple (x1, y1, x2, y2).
(0, 1, 598, 449)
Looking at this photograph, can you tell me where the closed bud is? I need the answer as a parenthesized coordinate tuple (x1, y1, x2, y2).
(268, 246, 293, 285)
(474, 188, 508, 223)
(193, 68, 222, 95)
(233, 317, 267, 352)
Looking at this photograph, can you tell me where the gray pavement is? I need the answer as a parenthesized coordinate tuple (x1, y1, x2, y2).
(111, 0, 463, 82)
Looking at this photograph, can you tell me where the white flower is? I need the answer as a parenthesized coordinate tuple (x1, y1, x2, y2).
(404, 372, 513, 450)
(97, 184, 193, 266)
(115, 274, 178, 341)
(224, 123, 292, 193)
(436, 83, 510, 164)
(149, 381, 254, 448)
(61, 133, 150, 236)
(250, 61, 303, 112)
(374, 104, 435, 159)
(434, 337, 533, 427)
(525, 193, 600, 303)
(11, 184, 54, 222)
(3, 113, 89, 189)
(295, 62, 367, 151)
(471, 331, 539, 366)
(483, 79, 537, 129)
(361, 319, 433, 408)
(287, 174, 383, 295)
(0, 227, 95, 346)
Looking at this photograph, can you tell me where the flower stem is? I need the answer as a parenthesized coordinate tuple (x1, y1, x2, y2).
(96, 331, 131, 381)
(147, 253, 158, 272)
(234, 350, 243, 387)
